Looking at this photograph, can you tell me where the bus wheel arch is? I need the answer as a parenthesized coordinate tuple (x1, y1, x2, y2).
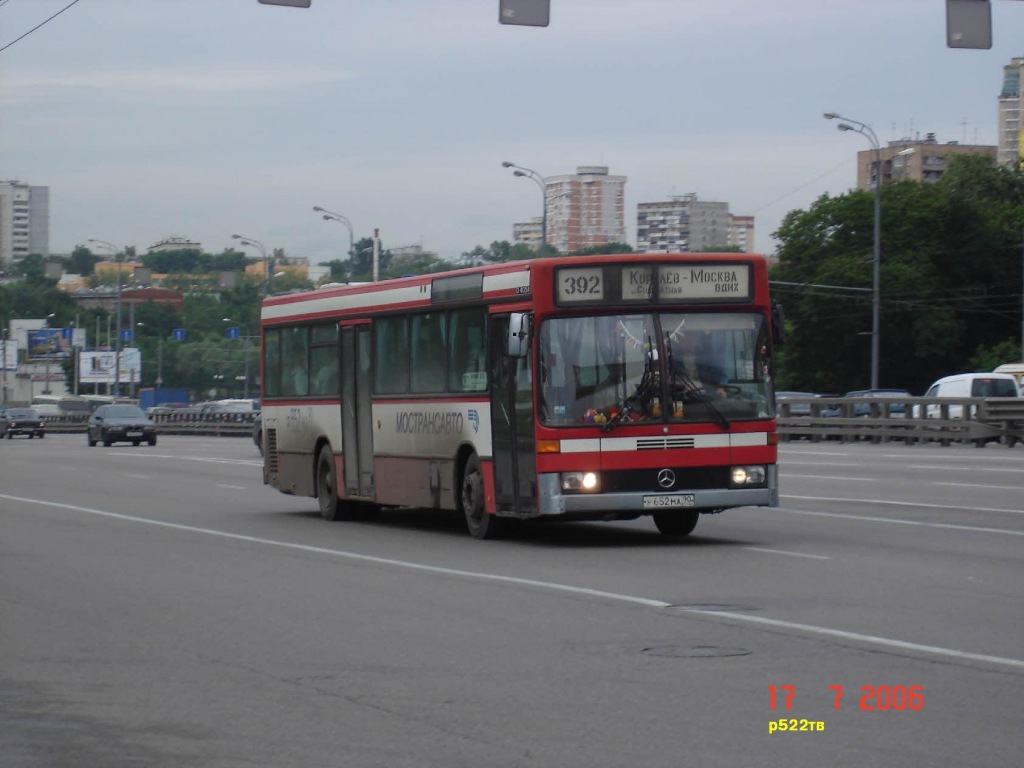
(316, 441, 351, 521)
(460, 452, 503, 539)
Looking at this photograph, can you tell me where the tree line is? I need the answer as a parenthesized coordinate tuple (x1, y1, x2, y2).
(771, 154, 1024, 395)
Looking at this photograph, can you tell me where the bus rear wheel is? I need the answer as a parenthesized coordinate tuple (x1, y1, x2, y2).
(461, 454, 503, 539)
(653, 510, 699, 537)
(316, 446, 352, 522)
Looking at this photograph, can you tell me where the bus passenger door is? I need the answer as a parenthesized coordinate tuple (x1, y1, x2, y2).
(490, 314, 537, 516)
(341, 324, 374, 499)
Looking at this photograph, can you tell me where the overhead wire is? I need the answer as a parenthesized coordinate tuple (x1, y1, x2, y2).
(0, 0, 83, 54)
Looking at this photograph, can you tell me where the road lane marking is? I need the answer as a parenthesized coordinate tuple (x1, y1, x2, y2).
(933, 481, 1024, 491)
(909, 464, 1024, 474)
(743, 547, 830, 560)
(777, 505, 1024, 535)
(677, 608, 1024, 670)
(784, 474, 865, 481)
(782, 494, 1024, 517)
(216, 484, 247, 490)
(4, 492, 1022, 672)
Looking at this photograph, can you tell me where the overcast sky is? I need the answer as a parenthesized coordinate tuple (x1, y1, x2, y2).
(3, 0, 1024, 264)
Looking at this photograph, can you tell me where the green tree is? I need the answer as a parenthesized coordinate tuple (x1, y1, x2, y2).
(771, 154, 1024, 394)
(67, 245, 101, 276)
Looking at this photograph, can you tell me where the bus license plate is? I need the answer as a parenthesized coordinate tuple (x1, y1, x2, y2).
(643, 494, 694, 509)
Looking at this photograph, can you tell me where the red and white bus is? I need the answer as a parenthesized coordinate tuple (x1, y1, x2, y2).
(259, 253, 783, 538)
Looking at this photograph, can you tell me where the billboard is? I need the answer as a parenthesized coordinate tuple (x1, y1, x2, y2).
(27, 328, 74, 361)
(79, 349, 142, 384)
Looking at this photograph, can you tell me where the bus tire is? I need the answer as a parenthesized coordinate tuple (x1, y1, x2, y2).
(316, 445, 351, 522)
(653, 510, 699, 537)
(461, 454, 502, 539)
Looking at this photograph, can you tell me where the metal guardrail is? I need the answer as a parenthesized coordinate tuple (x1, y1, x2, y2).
(778, 396, 1024, 446)
(35, 398, 1024, 446)
(40, 411, 257, 438)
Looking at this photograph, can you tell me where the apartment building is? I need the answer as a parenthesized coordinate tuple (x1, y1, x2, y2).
(0, 180, 49, 266)
(544, 166, 626, 254)
(637, 194, 753, 253)
(998, 57, 1024, 167)
(852, 133, 997, 191)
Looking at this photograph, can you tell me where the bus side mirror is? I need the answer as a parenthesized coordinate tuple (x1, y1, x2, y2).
(771, 302, 786, 346)
(507, 313, 530, 358)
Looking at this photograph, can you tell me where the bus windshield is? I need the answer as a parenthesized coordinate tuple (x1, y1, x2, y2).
(538, 311, 773, 427)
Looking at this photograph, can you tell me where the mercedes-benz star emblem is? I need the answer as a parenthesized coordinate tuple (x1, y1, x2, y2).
(657, 469, 676, 489)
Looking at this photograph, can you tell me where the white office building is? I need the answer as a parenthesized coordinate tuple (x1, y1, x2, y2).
(0, 180, 50, 266)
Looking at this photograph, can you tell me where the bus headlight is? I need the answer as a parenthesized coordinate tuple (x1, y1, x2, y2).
(561, 471, 600, 493)
(730, 465, 766, 487)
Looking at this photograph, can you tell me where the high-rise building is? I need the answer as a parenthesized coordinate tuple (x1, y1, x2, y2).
(544, 166, 626, 254)
(998, 57, 1024, 167)
(0, 180, 49, 266)
(637, 194, 751, 253)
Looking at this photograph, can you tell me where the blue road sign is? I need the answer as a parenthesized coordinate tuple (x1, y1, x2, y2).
(226, 327, 240, 340)
(173, 328, 186, 341)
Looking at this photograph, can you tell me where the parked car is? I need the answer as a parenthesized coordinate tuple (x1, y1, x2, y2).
(0, 407, 45, 439)
(87, 404, 157, 447)
(845, 388, 913, 417)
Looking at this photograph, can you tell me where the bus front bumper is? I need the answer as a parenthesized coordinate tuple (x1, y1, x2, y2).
(536, 470, 778, 518)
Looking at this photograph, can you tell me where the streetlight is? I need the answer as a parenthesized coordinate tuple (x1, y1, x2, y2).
(824, 112, 882, 390)
(1, 314, 9, 406)
(89, 238, 125, 396)
(42, 313, 55, 395)
(231, 234, 272, 295)
(502, 161, 548, 250)
(312, 206, 355, 278)
(222, 317, 252, 400)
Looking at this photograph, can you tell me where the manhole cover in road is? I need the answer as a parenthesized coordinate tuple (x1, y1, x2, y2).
(642, 645, 751, 658)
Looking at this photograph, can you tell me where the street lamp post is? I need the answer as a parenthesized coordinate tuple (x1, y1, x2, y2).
(223, 317, 251, 400)
(824, 112, 882, 390)
(231, 234, 272, 295)
(1, 316, 9, 406)
(42, 313, 55, 394)
(89, 238, 125, 396)
(502, 161, 548, 251)
(312, 206, 355, 279)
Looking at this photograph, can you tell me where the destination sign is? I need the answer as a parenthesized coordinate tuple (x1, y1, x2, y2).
(555, 263, 752, 305)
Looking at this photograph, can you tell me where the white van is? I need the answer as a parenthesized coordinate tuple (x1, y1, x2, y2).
(993, 363, 1024, 395)
(919, 372, 1020, 418)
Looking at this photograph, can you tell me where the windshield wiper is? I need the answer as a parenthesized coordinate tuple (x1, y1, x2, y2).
(601, 335, 658, 433)
(664, 332, 729, 430)
(600, 368, 657, 432)
(672, 368, 730, 430)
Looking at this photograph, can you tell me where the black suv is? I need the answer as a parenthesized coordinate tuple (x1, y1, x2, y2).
(87, 404, 157, 447)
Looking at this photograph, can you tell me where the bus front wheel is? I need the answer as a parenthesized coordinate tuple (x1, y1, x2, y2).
(461, 454, 503, 540)
(653, 510, 699, 537)
(317, 446, 351, 522)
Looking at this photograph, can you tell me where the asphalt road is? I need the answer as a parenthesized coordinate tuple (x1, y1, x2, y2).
(1, 435, 1021, 767)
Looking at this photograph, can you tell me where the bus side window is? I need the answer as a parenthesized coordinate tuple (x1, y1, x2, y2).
(411, 312, 446, 393)
(281, 327, 309, 397)
(374, 316, 409, 394)
(448, 308, 487, 392)
(309, 324, 339, 396)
